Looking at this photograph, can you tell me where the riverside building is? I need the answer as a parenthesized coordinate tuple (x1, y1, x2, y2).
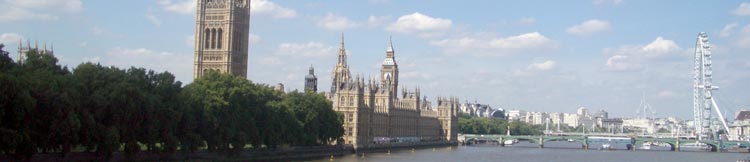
(325, 35, 458, 149)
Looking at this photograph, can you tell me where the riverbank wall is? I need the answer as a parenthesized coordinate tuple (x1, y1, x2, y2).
(0, 141, 458, 162)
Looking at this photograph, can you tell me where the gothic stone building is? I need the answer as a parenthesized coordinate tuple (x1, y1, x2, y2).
(193, 0, 250, 79)
(17, 40, 54, 64)
(327, 35, 458, 148)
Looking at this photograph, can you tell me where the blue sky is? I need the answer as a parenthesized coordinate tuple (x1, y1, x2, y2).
(1, 0, 749, 119)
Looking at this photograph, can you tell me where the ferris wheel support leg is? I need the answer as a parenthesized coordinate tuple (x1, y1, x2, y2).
(711, 98, 731, 139)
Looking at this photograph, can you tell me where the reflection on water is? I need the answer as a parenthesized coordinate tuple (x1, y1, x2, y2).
(305, 143, 749, 162)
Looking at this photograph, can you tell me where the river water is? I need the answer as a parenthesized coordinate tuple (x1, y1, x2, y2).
(306, 141, 750, 162)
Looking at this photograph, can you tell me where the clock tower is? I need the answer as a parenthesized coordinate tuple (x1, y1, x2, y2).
(380, 37, 398, 95)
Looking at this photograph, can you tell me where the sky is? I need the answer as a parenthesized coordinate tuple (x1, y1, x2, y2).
(1, 0, 749, 120)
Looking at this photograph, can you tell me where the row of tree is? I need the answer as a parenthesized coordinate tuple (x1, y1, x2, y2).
(0, 49, 343, 160)
(458, 114, 542, 135)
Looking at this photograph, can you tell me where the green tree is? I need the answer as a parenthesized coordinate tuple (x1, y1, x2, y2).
(276, 91, 343, 146)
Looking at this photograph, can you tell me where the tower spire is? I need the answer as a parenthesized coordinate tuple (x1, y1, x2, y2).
(340, 33, 345, 49)
(387, 35, 394, 53)
(309, 64, 314, 75)
(337, 33, 347, 66)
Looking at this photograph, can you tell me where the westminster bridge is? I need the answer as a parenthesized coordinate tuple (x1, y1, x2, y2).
(459, 133, 750, 152)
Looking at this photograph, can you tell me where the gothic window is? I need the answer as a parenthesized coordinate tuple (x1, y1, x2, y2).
(339, 96, 345, 106)
(349, 97, 353, 106)
(211, 28, 217, 49)
(217, 28, 223, 49)
(204, 29, 210, 48)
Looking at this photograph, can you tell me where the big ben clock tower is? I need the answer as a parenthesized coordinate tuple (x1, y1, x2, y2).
(381, 37, 398, 95)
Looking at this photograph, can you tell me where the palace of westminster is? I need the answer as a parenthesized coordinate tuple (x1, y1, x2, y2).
(188, 0, 459, 149)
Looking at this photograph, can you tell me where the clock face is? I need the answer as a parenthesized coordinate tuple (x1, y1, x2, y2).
(383, 73, 391, 80)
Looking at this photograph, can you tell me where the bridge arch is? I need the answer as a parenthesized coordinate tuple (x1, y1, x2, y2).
(542, 138, 587, 147)
(502, 136, 540, 144)
(634, 139, 678, 151)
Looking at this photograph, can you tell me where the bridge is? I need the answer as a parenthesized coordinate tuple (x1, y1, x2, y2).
(459, 133, 750, 152)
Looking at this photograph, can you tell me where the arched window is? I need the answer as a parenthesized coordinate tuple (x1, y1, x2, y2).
(349, 97, 353, 106)
(217, 28, 223, 49)
(204, 29, 210, 48)
(211, 28, 217, 49)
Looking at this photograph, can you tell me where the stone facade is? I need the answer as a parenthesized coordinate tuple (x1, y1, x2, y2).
(305, 65, 317, 92)
(327, 35, 458, 149)
(17, 40, 54, 64)
(193, 0, 250, 79)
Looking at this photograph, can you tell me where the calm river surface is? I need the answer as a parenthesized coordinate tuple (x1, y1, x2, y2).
(305, 141, 750, 162)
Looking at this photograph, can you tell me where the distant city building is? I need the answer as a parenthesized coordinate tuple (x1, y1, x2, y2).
(506, 110, 527, 121)
(577, 107, 588, 117)
(598, 118, 624, 133)
(304, 65, 318, 92)
(622, 118, 654, 133)
(509, 107, 605, 130)
(548, 112, 564, 126)
(17, 40, 54, 64)
(592, 109, 608, 119)
(525, 112, 549, 125)
(274, 83, 284, 92)
(193, 0, 250, 79)
(459, 101, 503, 118)
(325, 35, 458, 149)
(563, 113, 580, 127)
(730, 110, 750, 141)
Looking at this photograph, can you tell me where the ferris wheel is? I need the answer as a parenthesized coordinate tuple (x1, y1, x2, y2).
(692, 32, 730, 140)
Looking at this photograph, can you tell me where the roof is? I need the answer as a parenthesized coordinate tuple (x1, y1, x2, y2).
(736, 110, 750, 120)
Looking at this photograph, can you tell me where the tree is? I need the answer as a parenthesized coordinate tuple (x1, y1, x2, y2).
(180, 71, 265, 154)
(276, 91, 343, 146)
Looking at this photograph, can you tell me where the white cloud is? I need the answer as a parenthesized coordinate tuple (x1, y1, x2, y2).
(92, 26, 105, 35)
(429, 32, 557, 56)
(567, 19, 611, 36)
(368, 0, 390, 4)
(6, 0, 82, 12)
(258, 56, 282, 65)
(0, 0, 82, 22)
(518, 17, 536, 25)
(527, 60, 557, 71)
(367, 15, 391, 28)
(185, 34, 195, 47)
(317, 13, 359, 31)
(641, 37, 680, 56)
(737, 24, 750, 48)
(719, 23, 739, 37)
(593, 0, 623, 5)
(276, 42, 335, 57)
(606, 55, 641, 71)
(104, 47, 193, 82)
(387, 12, 452, 37)
(251, 0, 296, 18)
(604, 36, 682, 71)
(733, 2, 750, 16)
(249, 33, 261, 44)
(488, 32, 555, 49)
(146, 14, 162, 27)
(157, 0, 196, 15)
(0, 33, 24, 46)
(656, 90, 675, 98)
